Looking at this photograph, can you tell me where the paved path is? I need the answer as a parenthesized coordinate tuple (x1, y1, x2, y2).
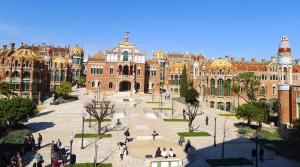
(24, 88, 300, 167)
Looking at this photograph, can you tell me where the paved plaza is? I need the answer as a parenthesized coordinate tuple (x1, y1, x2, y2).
(24, 88, 300, 167)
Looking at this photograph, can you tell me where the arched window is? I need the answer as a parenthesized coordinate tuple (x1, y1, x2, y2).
(123, 51, 129, 61)
(61, 70, 65, 81)
(226, 79, 231, 96)
(109, 82, 113, 89)
(13, 71, 20, 78)
(14, 60, 18, 67)
(272, 86, 276, 95)
(54, 70, 59, 81)
(23, 72, 30, 78)
(123, 65, 129, 75)
(210, 79, 215, 95)
(218, 79, 224, 96)
(92, 81, 95, 87)
(97, 81, 100, 87)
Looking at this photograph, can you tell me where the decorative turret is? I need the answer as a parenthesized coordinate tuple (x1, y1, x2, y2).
(277, 35, 292, 65)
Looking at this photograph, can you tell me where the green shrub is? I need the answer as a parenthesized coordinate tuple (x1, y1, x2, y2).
(74, 133, 112, 138)
(0, 128, 30, 157)
(237, 127, 253, 135)
(152, 108, 173, 110)
(163, 119, 188, 122)
(84, 119, 111, 122)
(177, 131, 210, 137)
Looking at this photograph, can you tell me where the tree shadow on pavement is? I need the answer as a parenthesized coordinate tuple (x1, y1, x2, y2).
(26, 122, 55, 133)
(34, 110, 55, 118)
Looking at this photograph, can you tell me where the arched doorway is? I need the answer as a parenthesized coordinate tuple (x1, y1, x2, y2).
(119, 81, 131, 92)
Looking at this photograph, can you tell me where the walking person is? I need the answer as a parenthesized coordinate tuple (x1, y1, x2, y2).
(37, 133, 42, 149)
(124, 128, 130, 143)
(56, 139, 62, 148)
(178, 135, 185, 146)
(182, 109, 186, 120)
(152, 130, 159, 140)
(184, 139, 192, 153)
(205, 116, 209, 126)
(119, 143, 125, 160)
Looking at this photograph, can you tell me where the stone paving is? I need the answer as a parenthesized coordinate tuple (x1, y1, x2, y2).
(24, 88, 300, 167)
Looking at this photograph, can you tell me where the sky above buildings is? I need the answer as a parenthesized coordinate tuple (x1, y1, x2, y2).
(0, 0, 299, 60)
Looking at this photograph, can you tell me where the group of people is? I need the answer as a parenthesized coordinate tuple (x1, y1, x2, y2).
(7, 152, 22, 167)
(155, 147, 176, 158)
(50, 139, 66, 166)
(2, 133, 44, 167)
(178, 136, 193, 153)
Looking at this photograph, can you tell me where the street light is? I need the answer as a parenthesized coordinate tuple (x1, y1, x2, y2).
(81, 111, 86, 149)
(214, 117, 217, 146)
(254, 131, 261, 167)
(69, 132, 74, 163)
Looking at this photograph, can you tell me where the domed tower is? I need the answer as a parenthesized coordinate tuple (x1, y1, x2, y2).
(278, 35, 293, 85)
(278, 35, 293, 126)
(70, 45, 84, 81)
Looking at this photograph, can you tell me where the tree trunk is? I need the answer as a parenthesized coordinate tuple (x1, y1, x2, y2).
(188, 119, 193, 132)
(247, 119, 251, 127)
(98, 121, 102, 134)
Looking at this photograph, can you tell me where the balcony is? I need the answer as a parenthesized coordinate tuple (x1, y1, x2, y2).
(118, 75, 134, 80)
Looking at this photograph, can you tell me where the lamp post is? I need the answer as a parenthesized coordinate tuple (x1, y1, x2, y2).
(214, 117, 217, 146)
(254, 131, 260, 167)
(69, 133, 74, 163)
(152, 84, 154, 102)
(171, 98, 174, 119)
(81, 111, 86, 149)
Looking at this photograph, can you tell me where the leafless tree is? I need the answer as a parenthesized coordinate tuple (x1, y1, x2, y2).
(85, 100, 115, 134)
(186, 103, 203, 132)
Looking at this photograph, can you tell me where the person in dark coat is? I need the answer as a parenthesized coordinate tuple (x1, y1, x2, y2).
(37, 133, 42, 149)
(124, 128, 130, 143)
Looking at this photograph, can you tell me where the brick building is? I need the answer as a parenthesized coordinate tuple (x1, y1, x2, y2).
(0, 43, 84, 103)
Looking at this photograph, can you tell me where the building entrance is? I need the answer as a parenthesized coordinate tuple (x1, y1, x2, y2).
(119, 81, 131, 92)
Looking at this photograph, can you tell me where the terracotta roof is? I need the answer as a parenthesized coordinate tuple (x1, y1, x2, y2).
(293, 65, 300, 73)
(88, 52, 106, 62)
(231, 61, 268, 71)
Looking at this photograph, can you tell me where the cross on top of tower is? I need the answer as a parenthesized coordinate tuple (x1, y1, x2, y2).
(124, 32, 129, 43)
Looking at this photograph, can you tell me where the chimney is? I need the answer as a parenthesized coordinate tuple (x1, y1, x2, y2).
(2, 43, 7, 50)
(10, 43, 15, 50)
(21, 42, 24, 47)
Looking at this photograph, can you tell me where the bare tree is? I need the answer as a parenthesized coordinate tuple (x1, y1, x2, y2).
(185, 103, 204, 132)
(85, 100, 115, 134)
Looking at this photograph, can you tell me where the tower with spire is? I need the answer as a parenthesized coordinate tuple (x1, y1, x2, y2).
(278, 35, 293, 126)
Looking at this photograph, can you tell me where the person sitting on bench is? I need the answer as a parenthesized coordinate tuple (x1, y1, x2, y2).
(155, 147, 161, 158)
(161, 147, 168, 158)
(169, 148, 176, 157)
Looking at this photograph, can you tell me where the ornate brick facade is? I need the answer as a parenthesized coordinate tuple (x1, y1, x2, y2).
(0, 43, 84, 103)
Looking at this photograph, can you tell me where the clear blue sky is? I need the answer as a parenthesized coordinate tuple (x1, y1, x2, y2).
(0, 0, 299, 60)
